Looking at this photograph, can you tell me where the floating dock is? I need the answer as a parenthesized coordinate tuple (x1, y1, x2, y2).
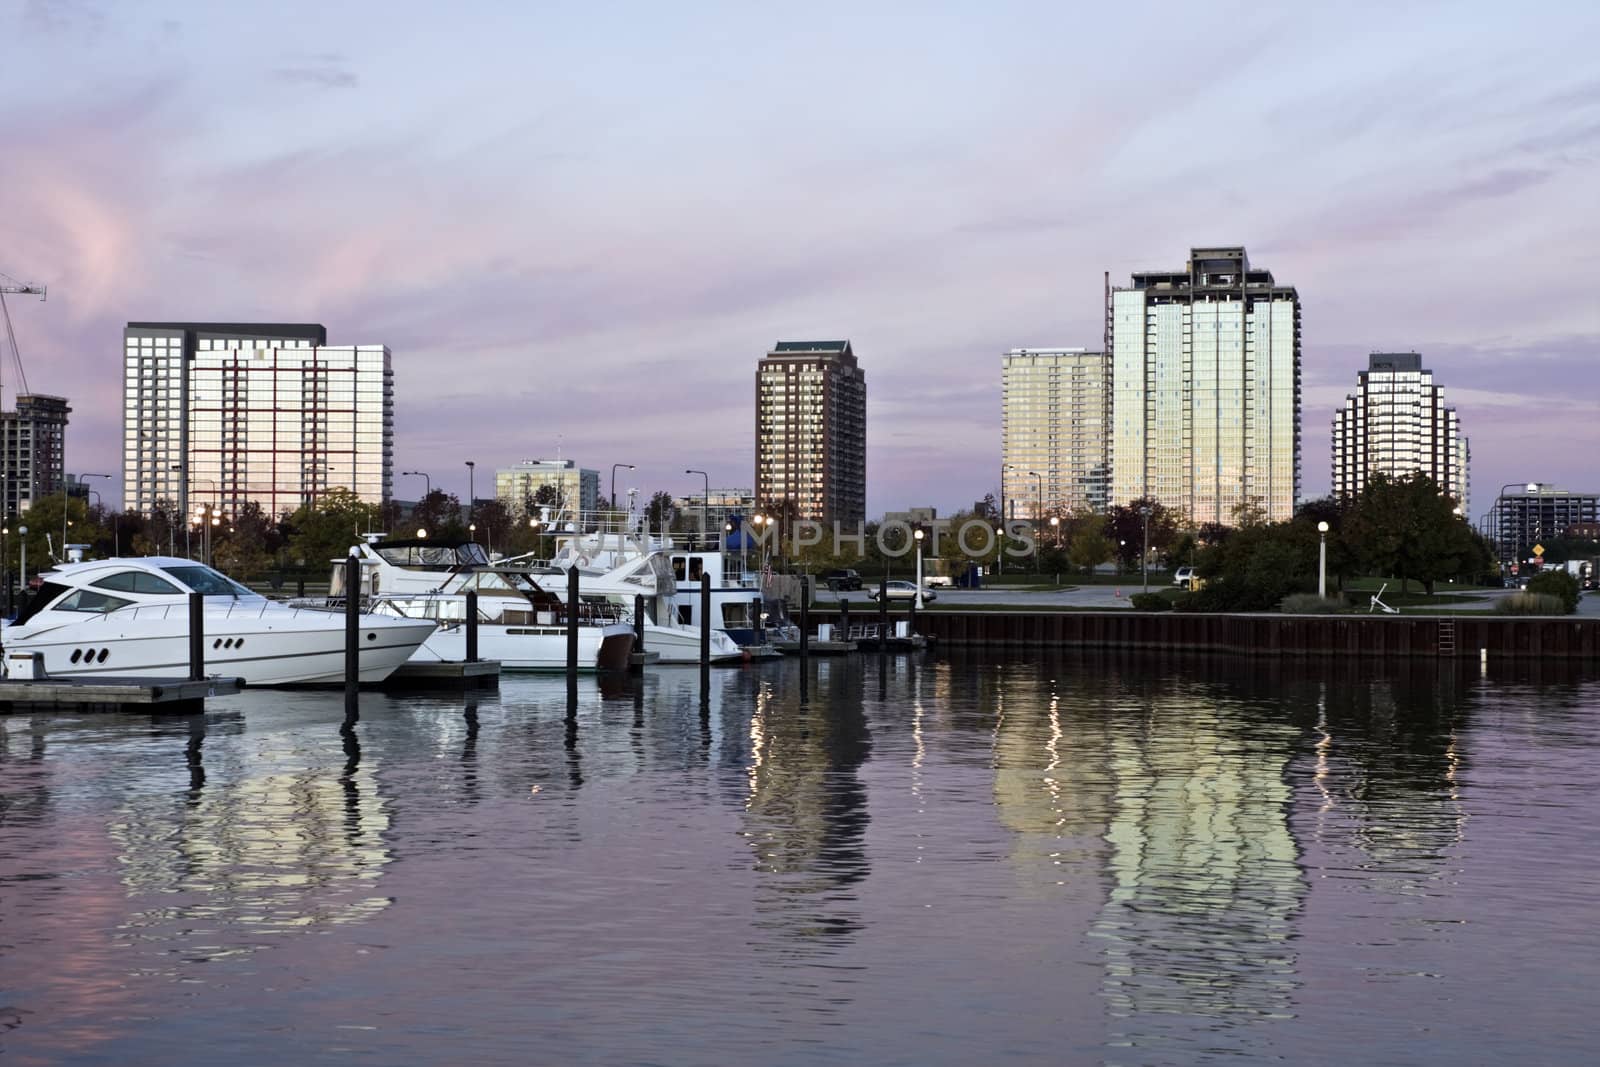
(378, 660, 502, 691)
(0, 676, 243, 714)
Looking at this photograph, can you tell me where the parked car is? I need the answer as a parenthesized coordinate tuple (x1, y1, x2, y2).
(1173, 566, 1196, 588)
(867, 580, 937, 603)
(821, 568, 863, 591)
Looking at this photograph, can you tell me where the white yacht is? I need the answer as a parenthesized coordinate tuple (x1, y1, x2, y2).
(339, 539, 637, 671)
(1, 557, 436, 686)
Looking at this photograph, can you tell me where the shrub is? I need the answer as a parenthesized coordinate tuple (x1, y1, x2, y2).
(1279, 594, 1344, 614)
(1171, 592, 1203, 613)
(1493, 592, 1567, 616)
(1525, 570, 1580, 613)
(1129, 592, 1171, 611)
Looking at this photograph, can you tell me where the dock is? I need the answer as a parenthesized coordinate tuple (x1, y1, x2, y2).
(0, 676, 243, 715)
(379, 660, 502, 691)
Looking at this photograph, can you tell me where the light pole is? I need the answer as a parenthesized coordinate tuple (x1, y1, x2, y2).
(1049, 514, 1060, 548)
(611, 463, 634, 511)
(685, 469, 709, 544)
(402, 470, 431, 498)
(74, 473, 112, 559)
(465, 460, 476, 525)
(1317, 520, 1330, 599)
(914, 527, 926, 609)
(1026, 471, 1043, 573)
(1138, 503, 1153, 594)
(18, 524, 27, 593)
(1000, 463, 1017, 575)
(1493, 481, 1540, 571)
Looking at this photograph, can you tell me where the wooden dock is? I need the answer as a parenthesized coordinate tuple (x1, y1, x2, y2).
(378, 660, 501, 691)
(0, 676, 243, 714)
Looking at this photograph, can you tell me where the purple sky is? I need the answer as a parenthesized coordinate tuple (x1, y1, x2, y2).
(4, 1, 1597, 521)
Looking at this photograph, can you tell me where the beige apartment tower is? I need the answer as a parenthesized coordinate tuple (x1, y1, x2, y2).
(1109, 247, 1301, 524)
(755, 340, 866, 524)
(1332, 352, 1468, 515)
(1001, 348, 1108, 520)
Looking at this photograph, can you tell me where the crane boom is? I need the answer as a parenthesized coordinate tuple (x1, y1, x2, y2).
(0, 271, 46, 413)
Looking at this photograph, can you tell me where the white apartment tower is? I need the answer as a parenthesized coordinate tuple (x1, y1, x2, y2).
(1331, 352, 1469, 514)
(123, 323, 393, 518)
(1109, 247, 1301, 524)
(1001, 348, 1109, 519)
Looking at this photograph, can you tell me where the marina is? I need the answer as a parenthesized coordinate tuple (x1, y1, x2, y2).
(2, 651, 1598, 1064)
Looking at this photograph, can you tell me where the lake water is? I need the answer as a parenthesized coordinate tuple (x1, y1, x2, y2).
(3, 653, 1598, 1065)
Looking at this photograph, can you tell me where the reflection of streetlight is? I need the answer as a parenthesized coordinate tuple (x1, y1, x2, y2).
(1317, 520, 1330, 599)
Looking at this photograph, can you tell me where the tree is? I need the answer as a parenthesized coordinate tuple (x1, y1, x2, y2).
(1067, 515, 1113, 575)
(211, 501, 280, 579)
(1108, 498, 1180, 571)
(645, 490, 676, 533)
(282, 488, 383, 570)
(472, 498, 513, 554)
(411, 489, 465, 541)
(1343, 474, 1483, 594)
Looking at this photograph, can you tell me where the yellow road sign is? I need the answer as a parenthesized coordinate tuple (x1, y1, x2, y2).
(1533, 544, 1545, 557)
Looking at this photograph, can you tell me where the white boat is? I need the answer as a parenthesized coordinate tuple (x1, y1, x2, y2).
(1, 557, 436, 686)
(339, 539, 636, 671)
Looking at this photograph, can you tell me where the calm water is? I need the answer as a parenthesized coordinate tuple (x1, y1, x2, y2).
(3, 653, 1599, 1065)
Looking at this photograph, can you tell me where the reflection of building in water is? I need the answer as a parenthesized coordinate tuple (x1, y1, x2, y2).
(109, 748, 392, 968)
(743, 661, 871, 958)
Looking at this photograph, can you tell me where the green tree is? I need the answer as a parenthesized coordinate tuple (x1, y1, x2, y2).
(1067, 515, 1113, 575)
(283, 488, 383, 570)
(1343, 474, 1483, 594)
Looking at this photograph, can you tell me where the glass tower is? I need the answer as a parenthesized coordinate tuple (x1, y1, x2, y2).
(1109, 247, 1301, 524)
(1001, 348, 1109, 518)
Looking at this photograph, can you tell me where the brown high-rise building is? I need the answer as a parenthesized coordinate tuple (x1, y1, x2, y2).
(1, 393, 71, 519)
(755, 340, 865, 524)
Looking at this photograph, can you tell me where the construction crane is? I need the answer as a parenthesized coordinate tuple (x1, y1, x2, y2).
(0, 270, 46, 413)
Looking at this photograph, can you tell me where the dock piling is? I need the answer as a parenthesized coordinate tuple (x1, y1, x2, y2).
(188, 591, 204, 681)
(700, 572, 711, 688)
(566, 565, 580, 684)
(465, 590, 479, 663)
(799, 577, 810, 701)
(878, 576, 889, 659)
(343, 555, 359, 713)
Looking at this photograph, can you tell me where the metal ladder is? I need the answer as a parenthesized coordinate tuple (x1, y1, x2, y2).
(1438, 619, 1456, 657)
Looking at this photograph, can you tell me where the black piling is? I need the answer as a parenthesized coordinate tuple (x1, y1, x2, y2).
(465, 590, 479, 663)
(909, 593, 918, 634)
(878, 575, 889, 659)
(751, 596, 764, 643)
(699, 572, 711, 689)
(188, 591, 205, 681)
(566, 565, 580, 686)
(798, 577, 810, 702)
(344, 555, 360, 713)
(840, 597, 850, 642)
(634, 593, 646, 654)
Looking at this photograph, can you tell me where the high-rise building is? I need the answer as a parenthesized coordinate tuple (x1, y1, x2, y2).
(755, 340, 866, 524)
(1487, 485, 1598, 565)
(495, 459, 600, 519)
(1109, 247, 1301, 524)
(1, 394, 70, 518)
(1001, 347, 1109, 520)
(1331, 353, 1468, 513)
(123, 322, 393, 518)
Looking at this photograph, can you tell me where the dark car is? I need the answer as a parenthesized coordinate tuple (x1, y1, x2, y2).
(821, 568, 863, 591)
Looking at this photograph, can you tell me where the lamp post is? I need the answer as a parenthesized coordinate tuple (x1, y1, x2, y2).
(685, 469, 709, 544)
(1026, 471, 1043, 573)
(75, 473, 112, 559)
(1317, 520, 1330, 599)
(464, 461, 476, 525)
(1000, 463, 1017, 575)
(1138, 503, 1153, 594)
(18, 524, 27, 593)
(1049, 514, 1060, 548)
(402, 470, 431, 498)
(611, 463, 634, 511)
(914, 527, 926, 609)
(1493, 481, 1541, 571)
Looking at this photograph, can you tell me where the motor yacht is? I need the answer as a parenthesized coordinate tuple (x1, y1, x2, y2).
(335, 539, 636, 671)
(1, 557, 436, 686)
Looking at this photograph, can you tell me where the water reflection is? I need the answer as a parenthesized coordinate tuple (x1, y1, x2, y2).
(744, 658, 872, 960)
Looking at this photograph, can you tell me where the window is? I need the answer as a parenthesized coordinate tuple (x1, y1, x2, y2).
(53, 589, 134, 614)
(160, 565, 254, 597)
(91, 570, 183, 595)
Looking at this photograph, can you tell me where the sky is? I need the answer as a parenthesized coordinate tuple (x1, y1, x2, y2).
(2, 0, 1597, 522)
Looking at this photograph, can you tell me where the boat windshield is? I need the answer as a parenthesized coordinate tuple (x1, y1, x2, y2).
(161, 565, 257, 597)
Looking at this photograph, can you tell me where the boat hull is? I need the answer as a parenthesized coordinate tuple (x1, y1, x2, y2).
(411, 622, 636, 671)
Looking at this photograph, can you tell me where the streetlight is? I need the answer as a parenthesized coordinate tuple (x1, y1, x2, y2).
(1317, 520, 1330, 599)
(1026, 471, 1043, 573)
(18, 524, 27, 593)
(1000, 464, 1017, 574)
(685, 469, 709, 544)
(464, 461, 476, 525)
(611, 463, 635, 511)
(402, 470, 431, 498)
(913, 527, 926, 609)
(1049, 514, 1060, 548)
(416, 527, 428, 539)
(1492, 481, 1541, 570)
(64, 473, 113, 559)
(1138, 503, 1153, 594)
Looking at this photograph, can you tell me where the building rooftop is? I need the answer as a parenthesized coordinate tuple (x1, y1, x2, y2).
(1368, 352, 1423, 372)
(126, 322, 328, 344)
(772, 340, 850, 353)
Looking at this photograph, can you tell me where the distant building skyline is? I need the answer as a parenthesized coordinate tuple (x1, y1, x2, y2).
(1001, 347, 1109, 519)
(1, 394, 70, 518)
(755, 340, 866, 525)
(495, 458, 600, 519)
(1332, 352, 1469, 515)
(122, 322, 392, 519)
(1110, 246, 1301, 524)
(1487, 485, 1598, 565)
